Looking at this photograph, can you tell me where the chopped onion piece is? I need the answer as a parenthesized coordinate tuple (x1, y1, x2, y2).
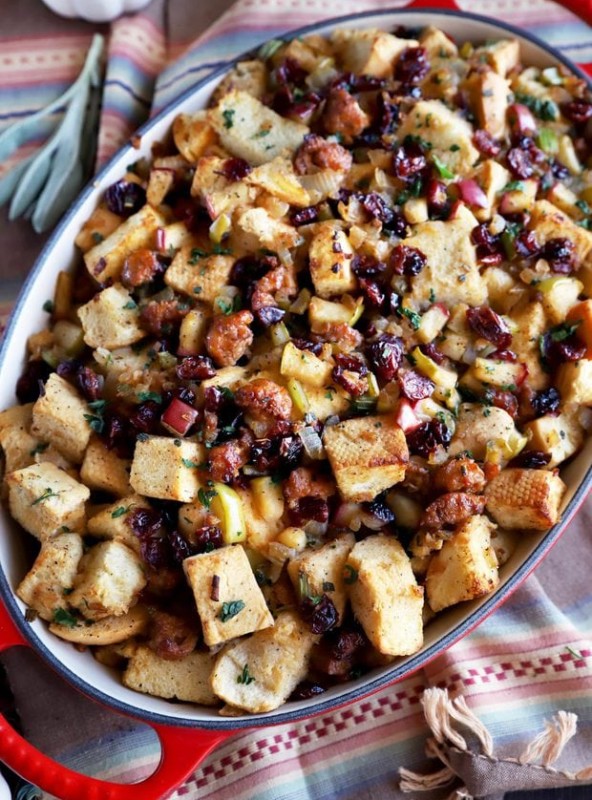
(457, 179, 488, 209)
(299, 426, 325, 460)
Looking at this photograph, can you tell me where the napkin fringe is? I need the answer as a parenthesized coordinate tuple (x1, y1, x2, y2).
(399, 688, 589, 795)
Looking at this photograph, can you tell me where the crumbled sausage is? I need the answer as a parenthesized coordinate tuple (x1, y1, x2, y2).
(251, 265, 298, 311)
(283, 467, 335, 512)
(235, 378, 292, 437)
(146, 609, 199, 661)
(402, 457, 431, 495)
(316, 322, 363, 351)
(421, 492, 486, 530)
(122, 248, 163, 287)
(433, 457, 486, 494)
(206, 310, 254, 367)
(322, 88, 371, 141)
(208, 438, 250, 484)
(294, 133, 353, 175)
(140, 299, 188, 336)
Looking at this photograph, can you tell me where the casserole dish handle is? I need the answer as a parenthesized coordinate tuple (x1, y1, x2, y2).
(0, 602, 235, 800)
(405, 0, 592, 61)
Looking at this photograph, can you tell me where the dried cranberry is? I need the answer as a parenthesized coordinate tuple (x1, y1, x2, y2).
(129, 401, 161, 434)
(250, 434, 302, 473)
(290, 681, 326, 700)
(192, 526, 224, 554)
(383, 210, 408, 238)
(358, 277, 386, 309)
(176, 355, 216, 381)
(104, 180, 145, 217)
(255, 306, 285, 327)
(490, 349, 517, 362)
(203, 386, 227, 412)
(16, 360, 51, 404)
(470, 223, 497, 249)
(486, 389, 519, 418)
(509, 450, 552, 468)
(473, 129, 502, 157)
(406, 418, 451, 458)
(101, 411, 129, 452)
(279, 434, 304, 466)
(290, 496, 329, 526)
(221, 157, 251, 182)
(540, 331, 586, 367)
(366, 335, 404, 382)
(392, 143, 426, 181)
(507, 148, 534, 179)
(549, 158, 570, 180)
(358, 192, 395, 225)
(390, 245, 426, 276)
(128, 507, 171, 569)
(542, 238, 575, 274)
(76, 366, 103, 402)
(332, 353, 368, 396)
(562, 100, 592, 125)
(292, 338, 323, 356)
(397, 368, 434, 400)
(420, 342, 445, 364)
(168, 530, 194, 564)
(290, 205, 319, 226)
(466, 306, 512, 348)
(514, 230, 540, 258)
(230, 255, 276, 290)
(275, 57, 308, 86)
(365, 497, 395, 525)
(375, 90, 400, 135)
(426, 178, 448, 216)
(329, 628, 367, 660)
(352, 254, 386, 277)
(301, 594, 338, 634)
(531, 387, 561, 416)
(395, 46, 429, 84)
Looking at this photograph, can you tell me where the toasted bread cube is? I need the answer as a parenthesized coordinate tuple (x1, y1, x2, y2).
(556, 359, 592, 406)
(80, 437, 132, 497)
(50, 605, 149, 645)
(245, 157, 311, 207)
(419, 26, 458, 58)
(346, 535, 423, 656)
(529, 201, 592, 285)
(183, 545, 274, 647)
(475, 38, 519, 76)
(288, 533, 355, 622)
(177, 501, 219, 539)
(124, 645, 218, 704)
(130, 436, 205, 503)
(485, 468, 566, 530)
(509, 301, 549, 390)
(87, 494, 151, 553)
(468, 70, 509, 140)
(398, 100, 479, 176)
(235, 207, 301, 253)
(70, 540, 146, 620)
(17, 533, 84, 621)
(309, 221, 356, 298)
(323, 415, 409, 502)
(78, 284, 146, 350)
(449, 404, 519, 460)
(31, 373, 91, 464)
(482, 265, 517, 312)
(209, 90, 309, 165)
(210, 610, 318, 713)
(0, 403, 33, 434)
(523, 411, 584, 468)
(331, 29, 417, 78)
(172, 111, 219, 163)
(7, 462, 89, 541)
(75, 205, 123, 253)
(0, 427, 42, 475)
(83, 205, 165, 284)
(405, 205, 486, 309)
(165, 250, 234, 304)
(210, 60, 267, 105)
(425, 515, 499, 613)
(146, 167, 175, 208)
(280, 341, 333, 388)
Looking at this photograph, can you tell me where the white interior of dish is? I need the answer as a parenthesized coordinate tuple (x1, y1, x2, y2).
(1, 10, 590, 727)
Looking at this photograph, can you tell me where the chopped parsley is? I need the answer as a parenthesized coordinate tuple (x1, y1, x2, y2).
(198, 487, 217, 510)
(550, 320, 581, 342)
(136, 391, 162, 403)
(111, 506, 129, 518)
(222, 109, 235, 129)
(252, 128, 271, 139)
(449, 144, 460, 152)
(429, 288, 436, 304)
(219, 600, 246, 622)
(83, 399, 108, 434)
(237, 663, 255, 685)
(503, 180, 526, 192)
(514, 92, 559, 121)
(216, 296, 241, 315)
(343, 565, 358, 585)
(181, 458, 201, 468)
(31, 488, 59, 506)
(189, 247, 208, 265)
(432, 154, 455, 180)
(52, 608, 78, 628)
(123, 299, 137, 310)
(400, 307, 422, 331)
(91, 231, 104, 244)
(212, 244, 233, 256)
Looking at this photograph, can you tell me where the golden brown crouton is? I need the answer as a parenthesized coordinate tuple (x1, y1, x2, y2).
(164, 250, 234, 304)
(129, 436, 205, 503)
(50, 605, 149, 645)
(124, 646, 218, 705)
(77, 284, 146, 350)
(484, 468, 566, 530)
(80, 437, 132, 498)
(309, 221, 356, 299)
(31, 373, 91, 464)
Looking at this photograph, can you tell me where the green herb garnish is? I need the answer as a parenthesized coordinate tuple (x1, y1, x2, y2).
(219, 600, 246, 622)
(237, 663, 255, 685)
(31, 487, 59, 506)
(222, 109, 235, 129)
(432, 154, 455, 179)
(52, 608, 78, 628)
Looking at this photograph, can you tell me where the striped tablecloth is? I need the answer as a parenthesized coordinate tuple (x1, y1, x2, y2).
(1, 2, 592, 799)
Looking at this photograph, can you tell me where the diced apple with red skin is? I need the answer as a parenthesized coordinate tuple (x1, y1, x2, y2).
(395, 399, 422, 433)
(417, 303, 450, 344)
(161, 398, 200, 436)
(507, 103, 536, 136)
(472, 357, 528, 389)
